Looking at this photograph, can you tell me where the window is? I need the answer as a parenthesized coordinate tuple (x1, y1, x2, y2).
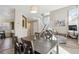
(0, 23, 11, 31)
(43, 16, 50, 25)
(68, 6, 78, 25)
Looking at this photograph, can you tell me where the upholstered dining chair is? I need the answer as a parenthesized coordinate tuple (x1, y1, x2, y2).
(21, 38, 34, 54)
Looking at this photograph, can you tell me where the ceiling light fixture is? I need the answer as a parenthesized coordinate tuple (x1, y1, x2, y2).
(30, 5, 38, 13)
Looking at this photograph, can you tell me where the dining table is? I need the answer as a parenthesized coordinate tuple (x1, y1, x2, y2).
(23, 36, 59, 54)
(32, 38, 59, 54)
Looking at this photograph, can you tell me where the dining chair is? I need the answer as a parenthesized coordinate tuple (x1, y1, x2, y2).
(12, 36, 23, 54)
(21, 38, 34, 54)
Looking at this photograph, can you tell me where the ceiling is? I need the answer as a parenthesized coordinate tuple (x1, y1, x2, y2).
(0, 5, 69, 21)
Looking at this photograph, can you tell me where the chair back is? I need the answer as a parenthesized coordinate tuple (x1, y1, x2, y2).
(21, 38, 34, 54)
(12, 36, 22, 54)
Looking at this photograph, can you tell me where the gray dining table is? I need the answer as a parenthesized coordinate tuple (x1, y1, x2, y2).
(32, 38, 59, 54)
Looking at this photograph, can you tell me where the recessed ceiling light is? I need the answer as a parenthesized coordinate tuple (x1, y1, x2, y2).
(30, 10, 37, 13)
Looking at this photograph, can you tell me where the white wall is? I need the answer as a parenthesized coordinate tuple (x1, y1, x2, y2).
(50, 7, 68, 34)
(15, 9, 27, 38)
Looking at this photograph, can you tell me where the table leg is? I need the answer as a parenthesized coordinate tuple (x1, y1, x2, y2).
(56, 36, 59, 54)
(56, 43, 59, 54)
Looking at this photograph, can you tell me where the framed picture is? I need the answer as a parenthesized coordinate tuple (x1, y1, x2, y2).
(54, 17, 65, 27)
(22, 15, 27, 28)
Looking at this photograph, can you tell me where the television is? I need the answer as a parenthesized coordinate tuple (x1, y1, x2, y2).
(68, 25, 77, 31)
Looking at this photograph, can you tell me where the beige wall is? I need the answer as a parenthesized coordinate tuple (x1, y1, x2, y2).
(15, 9, 27, 38)
(30, 20, 39, 35)
(50, 7, 68, 34)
